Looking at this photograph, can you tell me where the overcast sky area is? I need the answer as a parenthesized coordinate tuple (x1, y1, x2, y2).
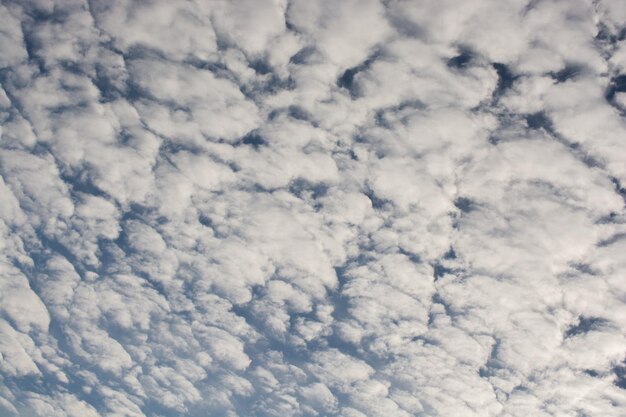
(1, 0, 626, 416)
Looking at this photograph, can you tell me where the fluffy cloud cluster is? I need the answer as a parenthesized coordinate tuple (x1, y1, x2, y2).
(1, 0, 625, 416)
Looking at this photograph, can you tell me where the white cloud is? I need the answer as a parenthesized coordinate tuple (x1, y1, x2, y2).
(1, 0, 625, 416)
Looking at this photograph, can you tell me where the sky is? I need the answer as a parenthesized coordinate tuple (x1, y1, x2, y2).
(1, 0, 626, 416)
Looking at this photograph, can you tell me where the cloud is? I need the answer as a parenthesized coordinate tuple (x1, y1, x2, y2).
(1, 0, 625, 416)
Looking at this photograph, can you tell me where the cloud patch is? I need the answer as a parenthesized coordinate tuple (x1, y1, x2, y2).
(1, 0, 625, 416)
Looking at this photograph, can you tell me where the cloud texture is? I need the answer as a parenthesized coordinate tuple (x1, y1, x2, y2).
(1, 0, 626, 416)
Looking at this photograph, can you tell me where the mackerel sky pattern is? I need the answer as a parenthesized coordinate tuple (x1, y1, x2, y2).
(1, 1, 626, 416)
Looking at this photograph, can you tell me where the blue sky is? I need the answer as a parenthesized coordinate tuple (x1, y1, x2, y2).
(1, 0, 626, 416)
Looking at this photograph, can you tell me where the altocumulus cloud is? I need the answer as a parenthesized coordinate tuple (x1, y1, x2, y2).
(1, 0, 626, 416)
